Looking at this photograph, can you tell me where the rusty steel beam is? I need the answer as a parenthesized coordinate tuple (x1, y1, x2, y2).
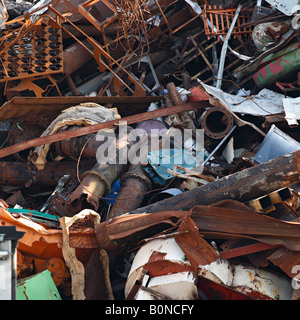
(128, 150, 300, 214)
(0, 101, 210, 159)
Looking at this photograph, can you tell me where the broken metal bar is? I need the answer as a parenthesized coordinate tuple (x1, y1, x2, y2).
(216, 5, 242, 89)
(0, 100, 210, 159)
(203, 125, 236, 166)
(219, 242, 280, 260)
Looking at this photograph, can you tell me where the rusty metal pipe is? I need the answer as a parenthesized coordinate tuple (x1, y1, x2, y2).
(63, 40, 93, 77)
(65, 160, 128, 214)
(0, 161, 92, 187)
(166, 82, 196, 130)
(128, 150, 300, 214)
(65, 128, 134, 213)
(200, 106, 235, 139)
(108, 164, 152, 219)
(55, 130, 103, 159)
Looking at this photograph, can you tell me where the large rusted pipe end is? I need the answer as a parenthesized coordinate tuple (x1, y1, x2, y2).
(200, 106, 234, 139)
(65, 169, 113, 215)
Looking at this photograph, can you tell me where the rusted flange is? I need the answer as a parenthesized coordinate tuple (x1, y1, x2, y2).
(200, 106, 234, 139)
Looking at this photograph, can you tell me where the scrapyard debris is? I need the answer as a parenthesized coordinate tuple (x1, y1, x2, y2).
(1, 0, 300, 304)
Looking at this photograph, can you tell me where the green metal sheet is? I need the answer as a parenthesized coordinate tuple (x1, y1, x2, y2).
(253, 42, 300, 88)
(17, 270, 62, 300)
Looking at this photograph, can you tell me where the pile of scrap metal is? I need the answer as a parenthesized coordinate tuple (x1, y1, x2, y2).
(1, 0, 300, 301)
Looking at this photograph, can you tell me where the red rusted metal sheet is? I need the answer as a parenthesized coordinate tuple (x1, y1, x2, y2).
(197, 276, 254, 300)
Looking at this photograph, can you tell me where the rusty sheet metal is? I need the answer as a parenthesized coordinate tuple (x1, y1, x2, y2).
(197, 276, 254, 300)
(0, 100, 209, 159)
(174, 215, 219, 270)
(68, 211, 187, 250)
(267, 247, 300, 279)
(93, 210, 189, 250)
(190, 201, 300, 251)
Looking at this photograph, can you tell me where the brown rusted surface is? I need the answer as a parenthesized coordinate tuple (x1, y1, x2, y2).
(200, 106, 234, 139)
(55, 132, 101, 159)
(0, 96, 162, 121)
(191, 202, 300, 251)
(148, 251, 167, 263)
(0, 160, 91, 187)
(197, 276, 254, 300)
(108, 177, 148, 218)
(142, 260, 195, 278)
(0, 16, 63, 84)
(108, 164, 152, 219)
(95, 210, 188, 250)
(62, 40, 93, 78)
(267, 247, 300, 279)
(68, 228, 98, 249)
(175, 215, 219, 271)
(219, 242, 280, 260)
